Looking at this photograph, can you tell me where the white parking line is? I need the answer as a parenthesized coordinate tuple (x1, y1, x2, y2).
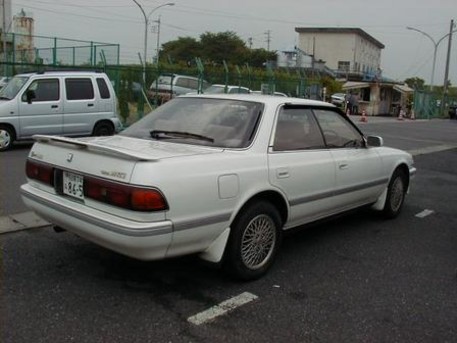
(187, 292, 258, 325)
(415, 209, 435, 218)
(408, 144, 457, 156)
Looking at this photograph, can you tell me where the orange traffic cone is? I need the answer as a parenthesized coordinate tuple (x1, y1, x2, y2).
(360, 109, 367, 122)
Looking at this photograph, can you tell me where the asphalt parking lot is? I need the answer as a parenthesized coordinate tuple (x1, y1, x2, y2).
(1, 118, 456, 342)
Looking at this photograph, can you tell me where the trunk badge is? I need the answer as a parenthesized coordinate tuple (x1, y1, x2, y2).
(67, 153, 74, 162)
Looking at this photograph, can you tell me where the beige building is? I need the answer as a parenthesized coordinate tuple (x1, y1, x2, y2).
(295, 27, 384, 78)
(13, 9, 35, 63)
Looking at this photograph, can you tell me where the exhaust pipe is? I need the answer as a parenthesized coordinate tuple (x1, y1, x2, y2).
(53, 226, 66, 233)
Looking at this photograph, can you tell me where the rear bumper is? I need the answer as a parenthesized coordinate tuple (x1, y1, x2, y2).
(20, 183, 173, 260)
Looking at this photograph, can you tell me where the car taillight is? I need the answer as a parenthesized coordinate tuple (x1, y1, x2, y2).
(84, 177, 168, 212)
(26, 160, 54, 186)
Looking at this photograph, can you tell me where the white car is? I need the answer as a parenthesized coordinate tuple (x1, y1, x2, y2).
(21, 94, 415, 280)
(203, 84, 251, 94)
(331, 93, 346, 106)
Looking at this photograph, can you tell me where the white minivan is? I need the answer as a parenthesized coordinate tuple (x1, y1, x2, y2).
(0, 71, 123, 151)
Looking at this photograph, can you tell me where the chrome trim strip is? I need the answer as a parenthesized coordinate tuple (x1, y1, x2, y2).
(289, 178, 389, 206)
(173, 213, 232, 232)
(20, 186, 172, 237)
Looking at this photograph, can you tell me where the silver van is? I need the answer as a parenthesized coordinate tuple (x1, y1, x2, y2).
(0, 71, 123, 151)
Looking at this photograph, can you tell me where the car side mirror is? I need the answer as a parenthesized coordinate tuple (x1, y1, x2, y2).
(26, 89, 36, 104)
(366, 135, 383, 147)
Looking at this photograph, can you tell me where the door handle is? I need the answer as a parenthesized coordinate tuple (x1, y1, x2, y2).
(87, 103, 94, 107)
(339, 163, 349, 170)
(276, 168, 290, 179)
(51, 105, 58, 108)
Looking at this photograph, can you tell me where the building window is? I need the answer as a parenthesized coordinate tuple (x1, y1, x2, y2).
(338, 61, 350, 72)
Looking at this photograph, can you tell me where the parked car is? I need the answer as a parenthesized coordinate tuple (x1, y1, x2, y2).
(251, 90, 288, 97)
(21, 94, 415, 280)
(203, 84, 251, 94)
(148, 73, 210, 104)
(330, 92, 346, 106)
(0, 71, 123, 151)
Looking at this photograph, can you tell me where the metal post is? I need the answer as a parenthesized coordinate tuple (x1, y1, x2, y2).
(2, 0, 7, 75)
(53, 37, 57, 67)
(442, 19, 454, 105)
(155, 15, 161, 65)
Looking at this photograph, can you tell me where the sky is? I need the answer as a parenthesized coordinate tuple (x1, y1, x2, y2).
(10, 0, 457, 85)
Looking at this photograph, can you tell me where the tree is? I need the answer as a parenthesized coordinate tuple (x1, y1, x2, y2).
(247, 48, 277, 68)
(199, 31, 248, 65)
(161, 37, 201, 65)
(404, 77, 425, 90)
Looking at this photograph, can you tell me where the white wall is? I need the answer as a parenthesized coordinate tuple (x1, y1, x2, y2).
(297, 31, 382, 73)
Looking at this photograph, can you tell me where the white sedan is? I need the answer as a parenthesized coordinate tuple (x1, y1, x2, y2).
(21, 94, 415, 280)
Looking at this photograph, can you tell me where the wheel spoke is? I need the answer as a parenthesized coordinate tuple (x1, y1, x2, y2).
(241, 214, 277, 270)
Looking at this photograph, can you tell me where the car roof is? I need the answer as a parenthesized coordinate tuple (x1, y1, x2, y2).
(210, 84, 249, 89)
(14, 71, 107, 77)
(179, 93, 336, 108)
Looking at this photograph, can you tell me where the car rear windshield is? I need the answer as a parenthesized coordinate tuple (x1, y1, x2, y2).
(120, 97, 264, 148)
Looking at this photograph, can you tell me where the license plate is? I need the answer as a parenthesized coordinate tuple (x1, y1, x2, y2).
(62, 171, 84, 200)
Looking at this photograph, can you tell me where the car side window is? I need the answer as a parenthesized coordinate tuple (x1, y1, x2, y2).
(187, 79, 198, 90)
(22, 79, 60, 102)
(175, 77, 188, 88)
(313, 109, 363, 148)
(273, 107, 325, 151)
(96, 78, 110, 99)
(65, 78, 95, 100)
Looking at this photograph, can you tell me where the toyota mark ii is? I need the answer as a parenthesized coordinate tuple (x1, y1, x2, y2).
(21, 94, 416, 280)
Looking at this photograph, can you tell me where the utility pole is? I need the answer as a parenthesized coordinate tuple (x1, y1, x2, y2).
(264, 30, 271, 51)
(442, 19, 454, 103)
(247, 37, 253, 49)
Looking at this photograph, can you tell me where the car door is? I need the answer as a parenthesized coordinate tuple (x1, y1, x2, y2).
(18, 78, 63, 138)
(313, 109, 386, 210)
(268, 106, 337, 229)
(63, 77, 97, 135)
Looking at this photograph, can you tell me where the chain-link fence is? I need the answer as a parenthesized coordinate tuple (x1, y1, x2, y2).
(1, 33, 119, 76)
(1, 39, 324, 125)
(413, 90, 457, 119)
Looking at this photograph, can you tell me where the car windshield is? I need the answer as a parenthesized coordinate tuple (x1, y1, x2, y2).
(120, 97, 264, 148)
(0, 76, 29, 100)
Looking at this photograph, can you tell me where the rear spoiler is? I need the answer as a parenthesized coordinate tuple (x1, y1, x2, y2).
(32, 135, 158, 162)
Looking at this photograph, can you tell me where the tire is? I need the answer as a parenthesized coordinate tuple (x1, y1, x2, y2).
(93, 122, 114, 136)
(383, 169, 407, 219)
(224, 201, 282, 281)
(0, 125, 14, 151)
